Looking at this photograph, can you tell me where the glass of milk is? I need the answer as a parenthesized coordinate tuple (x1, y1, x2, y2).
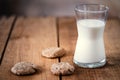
(74, 4, 109, 68)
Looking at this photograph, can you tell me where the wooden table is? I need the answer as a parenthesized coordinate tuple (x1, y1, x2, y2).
(0, 16, 120, 80)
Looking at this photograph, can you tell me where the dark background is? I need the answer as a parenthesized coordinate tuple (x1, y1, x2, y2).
(0, 0, 120, 17)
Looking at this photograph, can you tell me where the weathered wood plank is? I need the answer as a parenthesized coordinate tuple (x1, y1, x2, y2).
(0, 17, 59, 80)
(0, 16, 15, 62)
(58, 17, 120, 80)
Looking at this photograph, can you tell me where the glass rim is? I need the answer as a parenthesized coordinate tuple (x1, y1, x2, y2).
(75, 4, 109, 13)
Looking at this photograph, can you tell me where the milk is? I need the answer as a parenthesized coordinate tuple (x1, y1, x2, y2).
(74, 19, 106, 63)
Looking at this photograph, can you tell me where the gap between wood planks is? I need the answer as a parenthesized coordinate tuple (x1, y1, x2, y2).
(0, 16, 17, 65)
(56, 17, 62, 80)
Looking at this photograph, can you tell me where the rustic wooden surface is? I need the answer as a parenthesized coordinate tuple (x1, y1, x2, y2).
(0, 16, 15, 62)
(58, 17, 120, 80)
(0, 16, 120, 80)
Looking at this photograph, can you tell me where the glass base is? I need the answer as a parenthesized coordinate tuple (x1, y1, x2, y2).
(73, 59, 106, 68)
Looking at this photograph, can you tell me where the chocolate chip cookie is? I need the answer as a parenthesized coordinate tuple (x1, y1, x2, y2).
(51, 62, 75, 75)
(42, 47, 65, 58)
(11, 62, 37, 76)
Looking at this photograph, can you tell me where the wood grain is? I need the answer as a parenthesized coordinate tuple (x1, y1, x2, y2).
(0, 16, 15, 61)
(0, 17, 120, 80)
(0, 17, 59, 80)
(58, 17, 120, 80)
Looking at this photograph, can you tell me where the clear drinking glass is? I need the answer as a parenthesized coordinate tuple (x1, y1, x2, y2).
(73, 4, 109, 68)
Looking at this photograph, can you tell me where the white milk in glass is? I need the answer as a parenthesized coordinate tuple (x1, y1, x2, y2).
(74, 19, 106, 63)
